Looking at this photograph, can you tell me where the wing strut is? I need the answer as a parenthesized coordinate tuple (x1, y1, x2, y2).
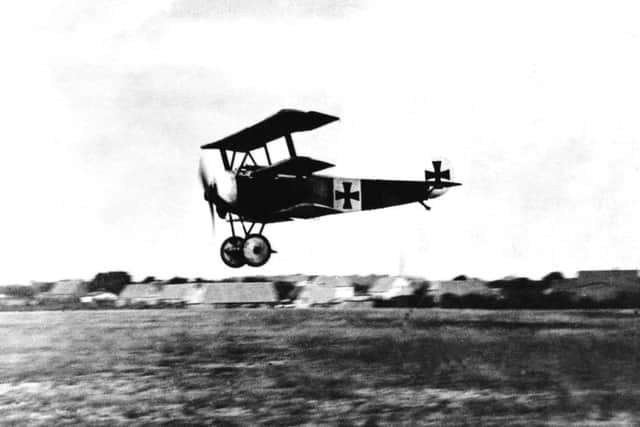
(284, 134, 297, 158)
(230, 151, 237, 169)
(264, 145, 272, 165)
(220, 150, 231, 171)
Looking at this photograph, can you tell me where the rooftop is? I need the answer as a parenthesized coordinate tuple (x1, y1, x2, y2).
(201, 282, 278, 304)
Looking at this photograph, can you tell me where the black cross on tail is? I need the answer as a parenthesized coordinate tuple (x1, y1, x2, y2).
(424, 161, 461, 193)
(425, 160, 455, 189)
(425, 161, 450, 185)
(335, 182, 360, 209)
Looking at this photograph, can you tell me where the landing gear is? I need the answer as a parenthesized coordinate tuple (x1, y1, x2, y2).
(243, 234, 272, 267)
(219, 215, 273, 268)
(220, 236, 245, 268)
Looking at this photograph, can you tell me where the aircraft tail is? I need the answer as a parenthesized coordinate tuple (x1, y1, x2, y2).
(425, 159, 461, 198)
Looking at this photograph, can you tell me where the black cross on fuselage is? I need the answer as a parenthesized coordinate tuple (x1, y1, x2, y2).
(335, 182, 360, 209)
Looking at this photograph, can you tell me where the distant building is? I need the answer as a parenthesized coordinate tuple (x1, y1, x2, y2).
(118, 283, 164, 306)
(295, 284, 335, 307)
(36, 279, 87, 304)
(198, 282, 278, 307)
(160, 283, 205, 305)
(119, 282, 274, 307)
(80, 292, 119, 306)
(294, 276, 356, 307)
(314, 276, 355, 300)
(549, 270, 640, 302)
(152, 283, 205, 305)
(429, 279, 494, 304)
(369, 276, 426, 301)
(0, 294, 31, 307)
(577, 270, 640, 287)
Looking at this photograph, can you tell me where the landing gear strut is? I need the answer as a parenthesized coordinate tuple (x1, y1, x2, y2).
(219, 215, 273, 268)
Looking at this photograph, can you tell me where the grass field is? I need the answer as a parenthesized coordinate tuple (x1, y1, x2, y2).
(2, 308, 640, 425)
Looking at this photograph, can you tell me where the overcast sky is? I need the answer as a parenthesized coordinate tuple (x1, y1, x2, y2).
(1, 1, 640, 284)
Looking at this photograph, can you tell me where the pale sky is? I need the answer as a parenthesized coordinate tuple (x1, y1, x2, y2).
(1, 1, 640, 284)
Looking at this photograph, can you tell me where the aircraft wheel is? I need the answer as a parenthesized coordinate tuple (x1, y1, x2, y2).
(243, 234, 271, 267)
(220, 236, 245, 268)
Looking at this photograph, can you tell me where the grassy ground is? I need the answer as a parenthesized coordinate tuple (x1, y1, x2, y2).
(1, 308, 640, 425)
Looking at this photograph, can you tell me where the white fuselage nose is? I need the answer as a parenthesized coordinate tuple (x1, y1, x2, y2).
(199, 155, 238, 206)
(214, 170, 238, 205)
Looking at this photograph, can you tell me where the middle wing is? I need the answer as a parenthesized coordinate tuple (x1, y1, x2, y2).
(251, 156, 334, 179)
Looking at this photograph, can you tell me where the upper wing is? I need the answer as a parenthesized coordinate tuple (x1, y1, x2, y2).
(201, 109, 339, 152)
(251, 156, 334, 179)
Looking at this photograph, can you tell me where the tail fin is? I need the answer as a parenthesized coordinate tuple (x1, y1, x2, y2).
(425, 160, 461, 197)
(425, 160, 451, 187)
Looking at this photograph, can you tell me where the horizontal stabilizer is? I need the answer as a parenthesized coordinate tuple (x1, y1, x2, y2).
(428, 181, 462, 189)
(251, 156, 334, 179)
(202, 109, 339, 152)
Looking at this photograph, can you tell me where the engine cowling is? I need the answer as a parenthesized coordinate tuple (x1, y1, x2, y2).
(199, 157, 238, 206)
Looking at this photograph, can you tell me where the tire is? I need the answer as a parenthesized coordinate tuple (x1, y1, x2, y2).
(220, 236, 245, 268)
(242, 234, 271, 267)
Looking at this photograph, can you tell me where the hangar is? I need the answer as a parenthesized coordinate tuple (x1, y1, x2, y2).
(198, 282, 278, 307)
(369, 276, 426, 301)
(36, 279, 87, 304)
(429, 279, 495, 304)
(549, 270, 640, 302)
(118, 282, 279, 307)
(294, 276, 355, 307)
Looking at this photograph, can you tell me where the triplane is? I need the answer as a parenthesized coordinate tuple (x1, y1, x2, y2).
(199, 109, 461, 268)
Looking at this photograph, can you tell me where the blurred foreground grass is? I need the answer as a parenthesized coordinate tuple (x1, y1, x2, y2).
(1, 309, 640, 425)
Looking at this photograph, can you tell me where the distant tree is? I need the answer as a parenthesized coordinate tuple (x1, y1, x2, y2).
(241, 276, 268, 282)
(576, 297, 598, 309)
(354, 275, 383, 289)
(273, 281, 295, 300)
(616, 291, 640, 308)
(141, 276, 157, 283)
(352, 282, 370, 296)
(486, 277, 550, 308)
(453, 275, 468, 281)
(166, 277, 188, 284)
(0, 285, 34, 298)
(544, 291, 574, 309)
(30, 281, 54, 293)
(89, 271, 132, 295)
(542, 271, 565, 286)
(440, 293, 462, 308)
(412, 284, 435, 307)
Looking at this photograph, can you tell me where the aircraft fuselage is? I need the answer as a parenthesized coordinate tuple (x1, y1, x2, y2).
(229, 173, 444, 221)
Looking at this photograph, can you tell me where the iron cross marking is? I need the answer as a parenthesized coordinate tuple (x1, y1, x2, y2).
(335, 182, 360, 209)
(425, 161, 451, 185)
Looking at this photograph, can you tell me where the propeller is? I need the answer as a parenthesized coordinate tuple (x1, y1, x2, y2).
(199, 159, 217, 236)
(207, 198, 216, 235)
